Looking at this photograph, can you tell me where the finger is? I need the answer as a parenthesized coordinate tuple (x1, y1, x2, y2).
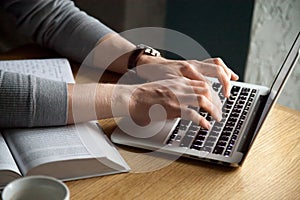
(214, 58, 239, 80)
(196, 61, 231, 98)
(188, 60, 231, 97)
(214, 64, 231, 98)
(179, 61, 207, 81)
(179, 94, 222, 122)
(180, 107, 211, 129)
(204, 58, 239, 80)
(192, 85, 222, 110)
(176, 80, 222, 110)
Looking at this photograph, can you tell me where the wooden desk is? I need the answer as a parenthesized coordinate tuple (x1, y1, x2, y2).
(1, 45, 299, 200)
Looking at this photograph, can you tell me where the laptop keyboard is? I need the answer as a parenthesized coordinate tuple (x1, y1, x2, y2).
(166, 82, 257, 157)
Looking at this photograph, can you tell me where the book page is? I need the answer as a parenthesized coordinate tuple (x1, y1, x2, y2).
(0, 58, 75, 83)
(0, 133, 20, 173)
(2, 122, 129, 176)
(0, 133, 21, 187)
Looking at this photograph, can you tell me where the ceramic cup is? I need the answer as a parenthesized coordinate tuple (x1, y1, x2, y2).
(2, 175, 69, 200)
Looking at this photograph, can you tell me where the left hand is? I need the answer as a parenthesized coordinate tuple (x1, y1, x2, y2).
(135, 55, 239, 98)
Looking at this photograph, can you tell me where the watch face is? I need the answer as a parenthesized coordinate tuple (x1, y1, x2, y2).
(138, 44, 161, 57)
(128, 44, 161, 70)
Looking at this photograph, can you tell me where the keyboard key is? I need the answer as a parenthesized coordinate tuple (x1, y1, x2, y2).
(204, 141, 214, 147)
(198, 129, 209, 136)
(213, 146, 225, 154)
(231, 86, 240, 96)
(201, 146, 212, 153)
(189, 125, 200, 132)
(193, 139, 204, 147)
(212, 125, 222, 131)
(214, 121, 224, 127)
(225, 103, 233, 110)
(224, 126, 233, 132)
(233, 108, 242, 114)
(179, 124, 188, 131)
(226, 121, 235, 127)
(191, 144, 201, 150)
(206, 136, 217, 143)
(230, 112, 239, 118)
(186, 130, 196, 138)
(210, 131, 219, 137)
(206, 114, 213, 122)
(179, 119, 191, 126)
(229, 117, 238, 123)
(175, 135, 182, 141)
(170, 134, 176, 140)
(188, 105, 199, 113)
(220, 135, 230, 141)
(226, 98, 235, 105)
(218, 92, 225, 101)
(233, 130, 240, 136)
(212, 82, 221, 92)
(217, 141, 227, 147)
(180, 136, 194, 147)
(224, 151, 231, 156)
(222, 131, 231, 137)
(231, 134, 237, 141)
(199, 112, 207, 118)
(229, 139, 235, 146)
(237, 100, 245, 105)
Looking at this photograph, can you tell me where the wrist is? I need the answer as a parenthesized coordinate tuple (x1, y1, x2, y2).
(110, 84, 135, 118)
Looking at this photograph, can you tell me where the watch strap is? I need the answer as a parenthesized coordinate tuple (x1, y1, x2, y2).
(127, 44, 160, 70)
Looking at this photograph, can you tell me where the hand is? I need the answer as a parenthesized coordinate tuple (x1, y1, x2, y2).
(136, 55, 239, 98)
(112, 78, 222, 129)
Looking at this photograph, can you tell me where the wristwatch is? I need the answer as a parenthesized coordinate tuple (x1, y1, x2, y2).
(128, 44, 161, 70)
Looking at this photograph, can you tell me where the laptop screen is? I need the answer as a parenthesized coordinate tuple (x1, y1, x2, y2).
(253, 32, 300, 143)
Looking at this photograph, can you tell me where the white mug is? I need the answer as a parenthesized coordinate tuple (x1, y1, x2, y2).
(2, 175, 69, 200)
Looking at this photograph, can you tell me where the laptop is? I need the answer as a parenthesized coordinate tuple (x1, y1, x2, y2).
(111, 32, 300, 167)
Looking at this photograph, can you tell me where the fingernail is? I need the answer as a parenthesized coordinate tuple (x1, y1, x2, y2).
(234, 74, 239, 80)
(205, 121, 211, 129)
(217, 112, 222, 122)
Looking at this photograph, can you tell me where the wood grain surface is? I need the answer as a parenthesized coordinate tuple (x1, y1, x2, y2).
(1, 45, 299, 200)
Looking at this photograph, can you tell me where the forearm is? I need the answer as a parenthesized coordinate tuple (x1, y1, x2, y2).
(92, 33, 136, 74)
(67, 83, 130, 124)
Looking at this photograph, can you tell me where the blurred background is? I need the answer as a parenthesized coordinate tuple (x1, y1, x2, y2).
(0, 0, 299, 110)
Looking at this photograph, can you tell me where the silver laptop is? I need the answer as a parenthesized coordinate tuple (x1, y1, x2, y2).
(111, 32, 300, 167)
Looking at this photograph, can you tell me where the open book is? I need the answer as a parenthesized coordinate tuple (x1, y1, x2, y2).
(0, 59, 130, 188)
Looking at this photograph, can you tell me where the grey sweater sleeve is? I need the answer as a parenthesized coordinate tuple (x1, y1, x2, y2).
(0, 0, 115, 127)
(0, 70, 67, 127)
(2, 0, 114, 62)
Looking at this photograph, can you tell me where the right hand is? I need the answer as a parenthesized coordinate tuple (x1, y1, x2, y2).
(112, 77, 222, 129)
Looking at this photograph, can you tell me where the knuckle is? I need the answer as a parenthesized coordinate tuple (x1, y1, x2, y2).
(202, 88, 211, 98)
(213, 57, 222, 64)
(202, 81, 210, 89)
(179, 61, 192, 72)
(196, 95, 205, 104)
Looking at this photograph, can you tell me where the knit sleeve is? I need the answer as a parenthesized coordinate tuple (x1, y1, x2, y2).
(1, 0, 115, 62)
(0, 70, 68, 128)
